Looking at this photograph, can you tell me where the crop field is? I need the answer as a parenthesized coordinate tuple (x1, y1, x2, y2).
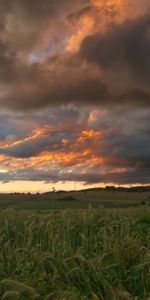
(0, 189, 150, 210)
(0, 207, 150, 299)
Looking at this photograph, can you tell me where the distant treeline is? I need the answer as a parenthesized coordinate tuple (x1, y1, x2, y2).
(1, 186, 150, 196)
(52, 186, 150, 193)
(80, 186, 150, 193)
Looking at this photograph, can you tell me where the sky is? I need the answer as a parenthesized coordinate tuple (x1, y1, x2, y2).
(0, 0, 150, 192)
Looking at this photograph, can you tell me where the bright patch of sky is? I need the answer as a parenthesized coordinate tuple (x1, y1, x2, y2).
(28, 35, 70, 63)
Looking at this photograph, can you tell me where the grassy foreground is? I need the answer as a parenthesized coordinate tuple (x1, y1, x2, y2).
(0, 208, 150, 299)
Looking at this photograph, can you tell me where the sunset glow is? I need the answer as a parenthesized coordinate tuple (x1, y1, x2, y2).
(66, 16, 95, 52)
(92, 0, 121, 8)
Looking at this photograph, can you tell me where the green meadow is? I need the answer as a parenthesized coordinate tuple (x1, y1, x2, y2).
(0, 189, 149, 210)
(0, 200, 150, 299)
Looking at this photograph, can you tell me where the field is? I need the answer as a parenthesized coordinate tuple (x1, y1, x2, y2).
(0, 189, 150, 210)
(0, 205, 150, 299)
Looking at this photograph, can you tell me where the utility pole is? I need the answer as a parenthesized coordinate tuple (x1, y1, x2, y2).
(75, 181, 77, 191)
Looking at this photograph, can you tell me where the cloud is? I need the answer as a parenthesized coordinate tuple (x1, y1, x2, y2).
(0, 52, 110, 110)
(1, 13, 150, 110)
(0, 106, 149, 185)
(79, 13, 150, 105)
(80, 13, 150, 78)
(0, 0, 87, 50)
(0, 0, 149, 188)
(0, 1, 149, 111)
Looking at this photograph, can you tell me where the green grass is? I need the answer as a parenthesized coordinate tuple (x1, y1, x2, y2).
(0, 190, 149, 210)
(0, 207, 150, 299)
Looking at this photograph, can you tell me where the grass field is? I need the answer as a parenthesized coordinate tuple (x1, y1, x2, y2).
(0, 189, 150, 210)
(0, 207, 150, 299)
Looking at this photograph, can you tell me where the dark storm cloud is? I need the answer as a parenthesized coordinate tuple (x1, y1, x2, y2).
(67, 169, 150, 185)
(80, 14, 150, 77)
(0, 105, 87, 139)
(0, 1, 147, 111)
(0, 168, 60, 182)
(0, 166, 149, 185)
(88, 107, 150, 169)
(0, 1, 150, 110)
(79, 13, 150, 105)
(0, 0, 93, 95)
(0, 0, 87, 49)
(0, 106, 149, 185)
(88, 107, 150, 136)
(0, 130, 73, 158)
(0, 106, 88, 157)
(0, 0, 150, 187)
(100, 131, 150, 168)
(0, 38, 18, 84)
(0, 0, 87, 19)
(0, 53, 109, 110)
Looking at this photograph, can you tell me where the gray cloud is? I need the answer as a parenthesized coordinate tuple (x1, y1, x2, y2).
(0, 53, 109, 110)
(0, 131, 73, 158)
(80, 14, 150, 77)
(0, 0, 87, 51)
(0, 106, 149, 185)
(79, 13, 150, 105)
(0, 3, 149, 110)
(0, 166, 149, 185)
(0, 0, 150, 187)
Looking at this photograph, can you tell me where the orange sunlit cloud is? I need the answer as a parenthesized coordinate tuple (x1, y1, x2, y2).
(65, 0, 128, 53)
(66, 15, 95, 52)
(0, 126, 108, 188)
(0, 129, 104, 167)
(0, 103, 149, 189)
(92, 0, 121, 8)
(0, 125, 58, 149)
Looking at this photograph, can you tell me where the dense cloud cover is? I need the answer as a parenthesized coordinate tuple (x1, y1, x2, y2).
(80, 13, 150, 105)
(0, 0, 150, 188)
(0, 0, 149, 110)
(0, 106, 150, 185)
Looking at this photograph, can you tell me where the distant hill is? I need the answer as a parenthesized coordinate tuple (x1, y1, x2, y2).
(0, 186, 150, 197)
(80, 186, 150, 193)
(0, 186, 150, 210)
